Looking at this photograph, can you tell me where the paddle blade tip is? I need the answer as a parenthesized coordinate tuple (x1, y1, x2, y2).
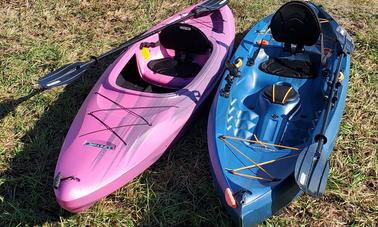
(295, 145, 331, 198)
(38, 62, 89, 89)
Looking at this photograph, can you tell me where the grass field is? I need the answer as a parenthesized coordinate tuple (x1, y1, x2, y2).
(0, 0, 377, 226)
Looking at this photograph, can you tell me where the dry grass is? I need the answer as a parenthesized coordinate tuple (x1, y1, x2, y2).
(0, 0, 377, 226)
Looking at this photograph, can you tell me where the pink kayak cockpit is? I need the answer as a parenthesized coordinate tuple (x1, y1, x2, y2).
(135, 23, 213, 89)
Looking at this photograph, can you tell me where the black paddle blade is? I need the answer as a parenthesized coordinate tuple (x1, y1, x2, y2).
(308, 156, 330, 197)
(38, 62, 90, 89)
(192, 0, 229, 16)
(336, 26, 354, 54)
(295, 143, 331, 197)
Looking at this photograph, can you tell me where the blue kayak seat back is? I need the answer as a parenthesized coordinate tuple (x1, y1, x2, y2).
(261, 1, 321, 78)
(270, 1, 320, 49)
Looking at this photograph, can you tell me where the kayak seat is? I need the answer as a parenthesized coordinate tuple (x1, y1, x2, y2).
(143, 23, 211, 88)
(263, 84, 299, 105)
(261, 1, 321, 78)
(270, 1, 320, 52)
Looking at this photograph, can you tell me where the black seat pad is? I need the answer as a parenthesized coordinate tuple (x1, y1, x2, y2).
(263, 84, 299, 105)
(147, 58, 202, 78)
(270, 1, 320, 46)
(260, 58, 315, 78)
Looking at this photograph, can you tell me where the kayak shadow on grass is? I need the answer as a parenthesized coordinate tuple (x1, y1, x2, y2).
(131, 32, 252, 226)
(0, 55, 117, 225)
(135, 114, 232, 226)
(0, 89, 42, 122)
(1, 30, 247, 226)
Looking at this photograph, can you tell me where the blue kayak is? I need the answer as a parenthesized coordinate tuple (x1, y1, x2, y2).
(208, 1, 353, 225)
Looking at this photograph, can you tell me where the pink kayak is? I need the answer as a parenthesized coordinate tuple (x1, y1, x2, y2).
(53, 3, 235, 212)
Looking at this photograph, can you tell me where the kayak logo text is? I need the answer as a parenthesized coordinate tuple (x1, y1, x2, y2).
(84, 142, 115, 150)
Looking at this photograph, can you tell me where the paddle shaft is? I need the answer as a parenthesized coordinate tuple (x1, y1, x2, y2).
(306, 51, 344, 192)
(298, 43, 346, 196)
(38, 0, 229, 89)
(312, 5, 350, 159)
(293, 2, 353, 197)
(314, 50, 345, 159)
(82, 9, 215, 68)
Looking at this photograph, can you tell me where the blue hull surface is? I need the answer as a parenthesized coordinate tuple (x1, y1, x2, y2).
(208, 2, 352, 226)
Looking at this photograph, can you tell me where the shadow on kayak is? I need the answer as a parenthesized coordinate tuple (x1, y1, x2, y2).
(1, 30, 247, 226)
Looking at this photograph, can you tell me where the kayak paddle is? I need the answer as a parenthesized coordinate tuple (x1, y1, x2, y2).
(38, 0, 229, 89)
(294, 8, 354, 197)
(294, 52, 344, 198)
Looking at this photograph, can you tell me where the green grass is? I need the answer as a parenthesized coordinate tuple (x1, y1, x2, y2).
(0, 0, 377, 226)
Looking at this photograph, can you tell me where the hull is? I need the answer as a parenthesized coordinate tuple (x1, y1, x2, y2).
(208, 4, 351, 226)
(54, 3, 235, 212)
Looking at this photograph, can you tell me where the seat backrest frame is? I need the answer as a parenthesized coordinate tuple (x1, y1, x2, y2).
(270, 1, 321, 54)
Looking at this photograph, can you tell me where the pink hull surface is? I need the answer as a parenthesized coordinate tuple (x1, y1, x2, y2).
(54, 3, 235, 212)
